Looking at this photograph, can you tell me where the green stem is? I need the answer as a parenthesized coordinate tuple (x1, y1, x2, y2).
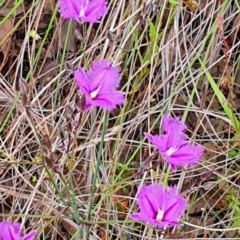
(87, 110, 109, 220)
(0, 0, 24, 26)
(42, 163, 66, 205)
(53, 20, 73, 108)
(163, 166, 171, 186)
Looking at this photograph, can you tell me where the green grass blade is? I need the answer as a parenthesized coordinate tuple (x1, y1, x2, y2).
(198, 58, 240, 130)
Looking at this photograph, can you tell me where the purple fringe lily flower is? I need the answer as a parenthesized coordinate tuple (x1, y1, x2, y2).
(59, 0, 108, 23)
(74, 59, 125, 111)
(0, 221, 36, 240)
(145, 115, 203, 171)
(131, 184, 187, 228)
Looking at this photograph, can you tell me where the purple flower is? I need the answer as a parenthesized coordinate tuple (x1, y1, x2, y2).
(74, 59, 125, 111)
(145, 115, 203, 171)
(59, 0, 108, 23)
(131, 184, 187, 228)
(0, 221, 36, 240)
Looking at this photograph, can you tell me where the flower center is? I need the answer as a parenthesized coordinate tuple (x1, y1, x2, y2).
(165, 146, 179, 156)
(156, 209, 164, 222)
(79, 6, 86, 17)
(89, 86, 101, 99)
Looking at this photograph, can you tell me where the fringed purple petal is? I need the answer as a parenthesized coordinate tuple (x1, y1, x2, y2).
(0, 221, 20, 239)
(59, 0, 81, 20)
(88, 60, 120, 92)
(23, 230, 37, 240)
(130, 213, 157, 226)
(81, 0, 108, 23)
(163, 115, 186, 137)
(165, 143, 203, 171)
(0, 221, 36, 240)
(85, 91, 125, 110)
(145, 133, 169, 152)
(74, 68, 91, 95)
(163, 186, 187, 222)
